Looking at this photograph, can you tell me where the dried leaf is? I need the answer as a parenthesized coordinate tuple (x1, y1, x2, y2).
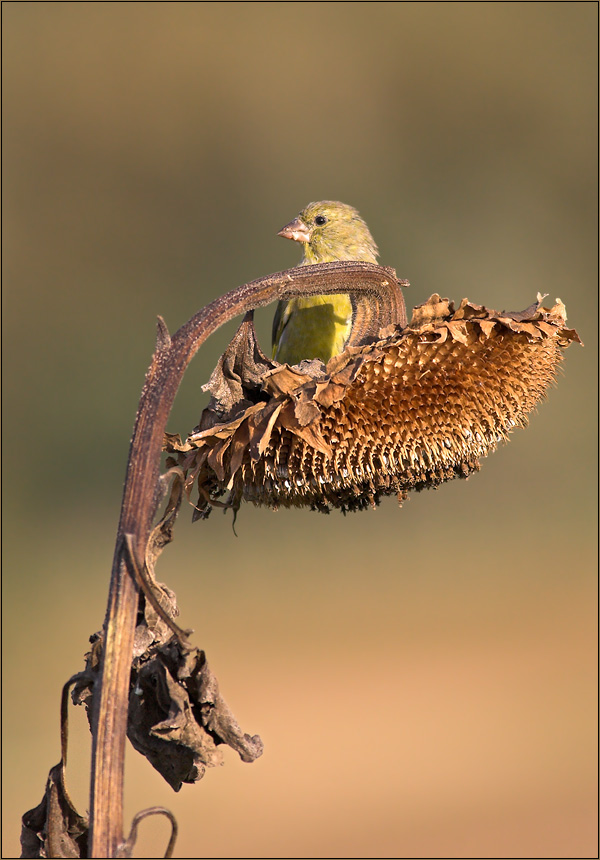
(127, 643, 263, 791)
(409, 293, 454, 326)
(313, 381, 347, 408)
(293, 396, 321, 427)
(72, 473, 263, 794)
(128, 658, 218, 791)
(262, 364, 315, 398)
(21, 765, 88, 859)
(162, 432, 190, 453)
(446, 320, 469, 344)
(278, 401, 333, 456)
(477, 320, 496, 339)
(248, 401, 284, 459)
(199, 311, 275, 426)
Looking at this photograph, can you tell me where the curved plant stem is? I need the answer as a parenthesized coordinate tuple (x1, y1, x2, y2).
(88, 261, 407, 857)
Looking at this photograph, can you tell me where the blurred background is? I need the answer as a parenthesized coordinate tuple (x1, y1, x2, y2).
(3, 3, 597, 858)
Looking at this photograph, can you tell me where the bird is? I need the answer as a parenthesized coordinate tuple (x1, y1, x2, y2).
(272, 201, 379, 365)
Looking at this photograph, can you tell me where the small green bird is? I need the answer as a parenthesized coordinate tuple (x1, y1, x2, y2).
(272, 201, 379, 365)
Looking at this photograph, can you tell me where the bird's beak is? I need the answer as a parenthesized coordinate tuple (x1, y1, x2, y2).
(277, 217, 311, 244)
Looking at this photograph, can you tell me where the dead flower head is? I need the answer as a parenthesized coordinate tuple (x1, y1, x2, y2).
(165, 290, 580, 519)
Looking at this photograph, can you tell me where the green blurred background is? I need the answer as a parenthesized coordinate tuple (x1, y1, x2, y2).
(3, 3, 597, 857)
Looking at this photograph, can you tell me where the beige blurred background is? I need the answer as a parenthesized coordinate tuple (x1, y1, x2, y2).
(3, 3, 597, 858)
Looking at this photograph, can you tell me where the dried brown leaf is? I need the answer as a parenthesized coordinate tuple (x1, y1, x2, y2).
(200, 311, 275, 419)
(262, 364, 314, 398)
(127, 643, 263, 792)
(410, 293, 454, 326)
(21, 765, 88, 859)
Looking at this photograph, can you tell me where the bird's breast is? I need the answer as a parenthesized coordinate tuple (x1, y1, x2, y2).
(273, 294, 353, 366)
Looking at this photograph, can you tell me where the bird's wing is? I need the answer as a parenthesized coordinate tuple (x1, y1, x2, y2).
(271, 298, 290, 354)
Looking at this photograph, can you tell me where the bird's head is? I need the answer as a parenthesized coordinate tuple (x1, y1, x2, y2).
(277, 201, 379, 265)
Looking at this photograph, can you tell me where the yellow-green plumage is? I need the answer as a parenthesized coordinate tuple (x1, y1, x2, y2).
(272, 201, 379, 365)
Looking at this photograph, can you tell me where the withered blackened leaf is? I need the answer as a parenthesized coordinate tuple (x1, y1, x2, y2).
(182, 647, 264, 764)
(21, 764, 88, 859)
(75, 548, 263, 793)
(127, 643, 263, 791)
(128, 659, 213, 791)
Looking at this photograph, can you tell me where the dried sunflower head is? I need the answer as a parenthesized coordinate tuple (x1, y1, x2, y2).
(165, 290, 580, 519)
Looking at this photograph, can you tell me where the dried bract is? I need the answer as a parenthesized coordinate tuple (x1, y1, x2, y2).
(165, 294, 580, 517)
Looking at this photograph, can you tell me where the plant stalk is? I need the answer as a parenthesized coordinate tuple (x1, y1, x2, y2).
(88, 261, 406, 856)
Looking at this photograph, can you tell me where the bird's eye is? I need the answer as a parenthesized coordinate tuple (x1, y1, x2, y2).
(314, 215, 327, 226)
